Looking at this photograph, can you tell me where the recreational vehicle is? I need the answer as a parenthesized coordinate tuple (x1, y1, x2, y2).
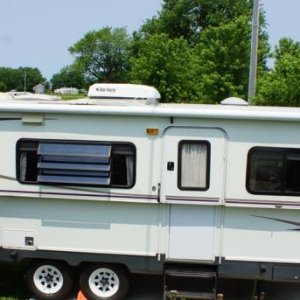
(0, 83, 300, 300)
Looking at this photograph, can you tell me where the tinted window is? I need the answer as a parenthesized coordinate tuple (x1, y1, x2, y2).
(247, 147, 300, 195)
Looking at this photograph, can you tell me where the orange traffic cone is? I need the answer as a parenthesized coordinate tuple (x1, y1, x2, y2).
(77, 290, 88, 300)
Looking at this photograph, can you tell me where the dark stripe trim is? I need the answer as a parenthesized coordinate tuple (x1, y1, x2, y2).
(0, 118, 21, 121)
(165, 195, 219, 202)
(0, 118, 56, 122)
(89, 96, 149, 100)
(0, 189, 158, 201)
(254, 215, 300, 227)
(226, 199, 300, 207)
(0, 175, 16, 181)
(59, 185, 157, 198)
(253, 215, 300, 231)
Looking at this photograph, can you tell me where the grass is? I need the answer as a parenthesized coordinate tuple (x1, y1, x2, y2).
(0, 263, 29, 300)
(59, 93, 86, 101)
(44, 92, 87, 101)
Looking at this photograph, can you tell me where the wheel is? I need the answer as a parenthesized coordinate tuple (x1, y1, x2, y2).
(25, 260, 73, 300)
(80, 264, 130, 300)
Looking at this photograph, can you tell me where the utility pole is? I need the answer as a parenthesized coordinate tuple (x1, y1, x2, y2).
(24, 69, 27, 92)
(248, 0, 260, 104)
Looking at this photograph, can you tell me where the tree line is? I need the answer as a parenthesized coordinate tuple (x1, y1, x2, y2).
(1, 0, 300, 106)
(0, 67, 45, 93)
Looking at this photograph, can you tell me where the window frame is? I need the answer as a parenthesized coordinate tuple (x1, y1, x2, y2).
(177, 140, 211, 191)
(16, 138, 136, 189)
(246, 146, 300, 196)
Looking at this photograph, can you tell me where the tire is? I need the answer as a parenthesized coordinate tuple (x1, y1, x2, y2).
(25, 260, 73, 300)
(80, 264, 130, 300)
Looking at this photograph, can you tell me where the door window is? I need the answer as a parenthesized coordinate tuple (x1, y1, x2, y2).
(178, 141, 210, 190)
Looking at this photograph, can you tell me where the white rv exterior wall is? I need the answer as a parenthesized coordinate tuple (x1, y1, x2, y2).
(0, 197, 166, 256)
(0, 99, 300, 272)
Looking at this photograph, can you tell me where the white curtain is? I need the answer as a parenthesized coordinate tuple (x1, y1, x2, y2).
(20, 152, 27, 181)
(181, 143, 207, 188)
(126, 155, 134, 186)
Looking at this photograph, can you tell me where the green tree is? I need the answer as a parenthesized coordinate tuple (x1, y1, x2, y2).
(194, 16, 269, 102)
(51, 65, 85, 90)
(139, 0, 257, 43)
(131, 16, 269, 103)
(131, 0, 270, 103)
(0, 67, 45, 92)
(130, 34, 202, 102)
(0, 68, 13, 92)
(69, 27, 132, 83)
(20, 67, 46, 92)
(255, 38, 300, 106)
(0, 80, 7, 92)
(273, 37, 300, 61)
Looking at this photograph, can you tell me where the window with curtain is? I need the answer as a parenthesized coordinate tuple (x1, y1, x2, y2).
(178, 141, 210, 190)
(17, 140, 135, 188)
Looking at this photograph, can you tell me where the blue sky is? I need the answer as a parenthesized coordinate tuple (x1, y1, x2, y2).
(263, 0, 300, 48)
(0, 0, 299, 80)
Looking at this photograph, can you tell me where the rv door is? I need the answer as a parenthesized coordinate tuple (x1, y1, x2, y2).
(161, 127, 227, 261)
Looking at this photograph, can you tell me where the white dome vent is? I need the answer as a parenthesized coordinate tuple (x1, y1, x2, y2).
(220, 97, 248, 106)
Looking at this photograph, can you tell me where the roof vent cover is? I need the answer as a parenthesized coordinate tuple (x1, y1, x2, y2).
(220, 97, 248, 106)
(88, 83, 160, 104)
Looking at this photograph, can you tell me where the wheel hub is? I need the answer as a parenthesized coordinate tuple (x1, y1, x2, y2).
(89, 268, 120, 297)
(100, 276, 109, 286)
(45, 273, 54, 283)
(33, 264, 64, 294)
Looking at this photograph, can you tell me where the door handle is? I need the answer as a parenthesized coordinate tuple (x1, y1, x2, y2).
(167, 162, 175, 171)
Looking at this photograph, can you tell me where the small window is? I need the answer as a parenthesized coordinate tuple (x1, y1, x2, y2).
(247, 147, 300, 195)
(178, 141, 210, 190)
(17, 140, 135, 188)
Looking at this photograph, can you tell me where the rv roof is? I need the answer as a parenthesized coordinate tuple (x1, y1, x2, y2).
(1, 98, 300, 122)
(0, 83, 300, 122)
